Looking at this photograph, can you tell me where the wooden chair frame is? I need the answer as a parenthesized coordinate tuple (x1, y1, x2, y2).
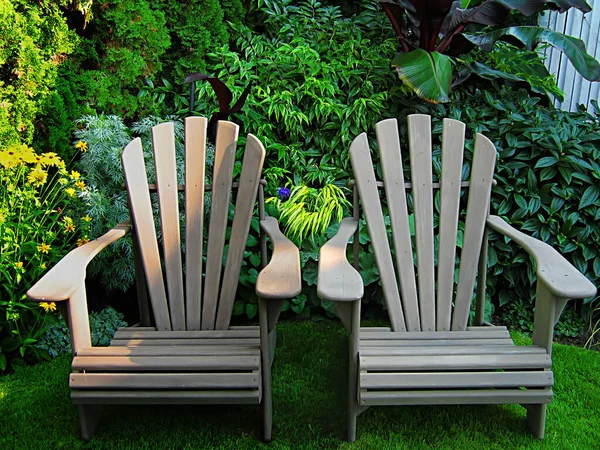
(317, 115, 596, 441)
(28, 118, 301, 441)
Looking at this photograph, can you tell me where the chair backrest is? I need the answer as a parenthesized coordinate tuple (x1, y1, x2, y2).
(350, 115, 496, 333)
(121, 117, 265, 331)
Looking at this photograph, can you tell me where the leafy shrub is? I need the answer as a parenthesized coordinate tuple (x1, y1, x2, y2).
(0, 143, 90, 372)
(0, 0, 76, 153)
(37, 306, 127, 358)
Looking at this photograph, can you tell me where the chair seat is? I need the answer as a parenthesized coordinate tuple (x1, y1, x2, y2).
(357, 326, 553, 407)
(69, 326, 261, 405)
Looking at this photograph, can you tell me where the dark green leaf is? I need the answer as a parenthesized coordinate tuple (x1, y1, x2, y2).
(535, 156, 558, 168)
(579, 185, 600, 209)
(392, 50, 453, 103)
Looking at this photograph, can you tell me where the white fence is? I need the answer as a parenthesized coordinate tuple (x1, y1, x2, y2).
(539, 8, 600, 113)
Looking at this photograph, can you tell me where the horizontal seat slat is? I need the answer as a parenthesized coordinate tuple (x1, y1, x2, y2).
(110, 338, 260, 347)
(71, 390, 260, 405)
(359, 388, 553, 406)
(359, 345, 547, 357)
(70, 372, 260, 390)
(359, 338, 514, 347)
(360, 354, 551, 371)
(360, 329, 509, 341)
(77, 346, 259, 357)
(361, 371, 553, 389)
(117, 327, 156, 331)
(360, 327, 392, 332)
(72, 355, 259, 371)
(112, 329, 259, 340)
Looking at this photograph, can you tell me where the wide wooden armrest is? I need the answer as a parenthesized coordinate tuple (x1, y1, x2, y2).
(27, 222, 132, 302)
(256, 217, 301, 299)
(487, 215, 596, 299)
(317, 218, 363, 302)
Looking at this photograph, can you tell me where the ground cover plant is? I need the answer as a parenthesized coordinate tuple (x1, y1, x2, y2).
(1, 321, 599, 448)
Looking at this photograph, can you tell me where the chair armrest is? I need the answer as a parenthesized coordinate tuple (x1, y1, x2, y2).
(317, 218, 363, 302)
(256, 217, 301, 299)
(487, 215, 596, 299)
(27, 222, 131, 302)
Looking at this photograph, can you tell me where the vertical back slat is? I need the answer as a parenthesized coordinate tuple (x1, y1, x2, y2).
(452, 133, 497, 330)
(215, 135, 266, 329)
(152, 123, 185, 331)
(202, 121, 239, 330)
(408, 114, 435, 331)
(121, 138, 171, 330)
(184, 117, 207, 330)
(350, 133, 406, 332)
(376, 119, 420, 332)
(436, 119, 465, 331)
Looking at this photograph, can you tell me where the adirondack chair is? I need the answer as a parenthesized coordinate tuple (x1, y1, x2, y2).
(317, 115, 597, 441)
(27, 117, 301, 441)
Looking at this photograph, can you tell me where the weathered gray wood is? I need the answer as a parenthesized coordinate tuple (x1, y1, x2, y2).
(436, 118, 465, 331)
(152, 122, 185, 331)
(317, 218, 363, 302)
(532, 283, 559, 356)
(267, 300, 284, 333)
(70, 373, 259, 390)
(487, 216, 597, 299)
(259, 297, 273, 441)
(359, 329, 509, 340)
(185, 116, 207, 330)
(77, 345, 258, 357)
(360, 354, 551, 371)
(527, 404, 547, 439)
(78, 405, 102, 441)
(359, 338, 514, 347)
(376, 119, 420, 331)
(408, 114, 436, 331)
(452, 133, 497, 331)
(347, 299, 360, 442)
(122, 138, 171, 330)
(111, 338, 260, 347)
(202, 121, 239, 330)
(359, 389, 553, 406)
(113, 329, 259, 339)
(360, 327, 392, 332)
(359, 345, 547, 356)
(361, 371, 553, 389)
(67, 282, 92, 355)
(72, 355, 259, 371)
(116, 327, 156, 331)
(131, 228, 151, 327)
(216, 134, 266, 329)
(350, 133, 406, 331)
(256, 217, 302, 299)
(72, 390, 260, 405)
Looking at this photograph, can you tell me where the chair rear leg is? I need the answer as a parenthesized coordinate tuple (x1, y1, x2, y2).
(259, 298, 273, 442)
(347, 363, 358, 442)
(78, 404, 102, 441)
(526, 404, 547, 439)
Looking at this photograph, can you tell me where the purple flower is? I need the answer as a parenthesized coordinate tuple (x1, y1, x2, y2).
(278, 187, 291, 201)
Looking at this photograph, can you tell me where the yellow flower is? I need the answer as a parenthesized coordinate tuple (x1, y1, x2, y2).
(40, 262, 46, 270)
(75, 141, 88, 152)
(41, 152, 61, 167)
(82, 215, 92, 222)
(64, 187, 76, 198)
(15, 261, 23, 268)
(37, 243, 51, 254)
(70, 170, 81, 180)
(63, 216, 73, 223)
(27, 167, 48, 187)
(64, 222, 75, 233)
(58, 177, 68, 185)
(17, 145, 37, 164)
(39, 302, 57, 313)
(77, 237, 90, 247)
(0, 150, 20, 168)
(74, 180, 85, 191)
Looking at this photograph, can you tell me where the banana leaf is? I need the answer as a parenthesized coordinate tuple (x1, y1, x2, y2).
(392, 49, 453, 103)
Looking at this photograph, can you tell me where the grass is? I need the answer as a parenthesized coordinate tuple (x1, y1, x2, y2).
(1, 321, 599, 449)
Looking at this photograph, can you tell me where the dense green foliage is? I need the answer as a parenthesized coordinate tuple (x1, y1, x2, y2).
(37, 307, 127, 358)
(2, 323, 600, 448)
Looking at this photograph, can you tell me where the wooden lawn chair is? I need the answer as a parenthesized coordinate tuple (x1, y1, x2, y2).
(28, 118, 301, 441)
(317, 115, 596, 441)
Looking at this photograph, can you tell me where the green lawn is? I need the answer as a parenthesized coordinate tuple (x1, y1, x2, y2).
(1, 321, 599, 449)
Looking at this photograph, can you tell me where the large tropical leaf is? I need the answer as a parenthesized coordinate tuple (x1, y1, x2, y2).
(392, 49, 453, 103)
(464, 26, 600, 81)
(453, 61, 524, 87)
